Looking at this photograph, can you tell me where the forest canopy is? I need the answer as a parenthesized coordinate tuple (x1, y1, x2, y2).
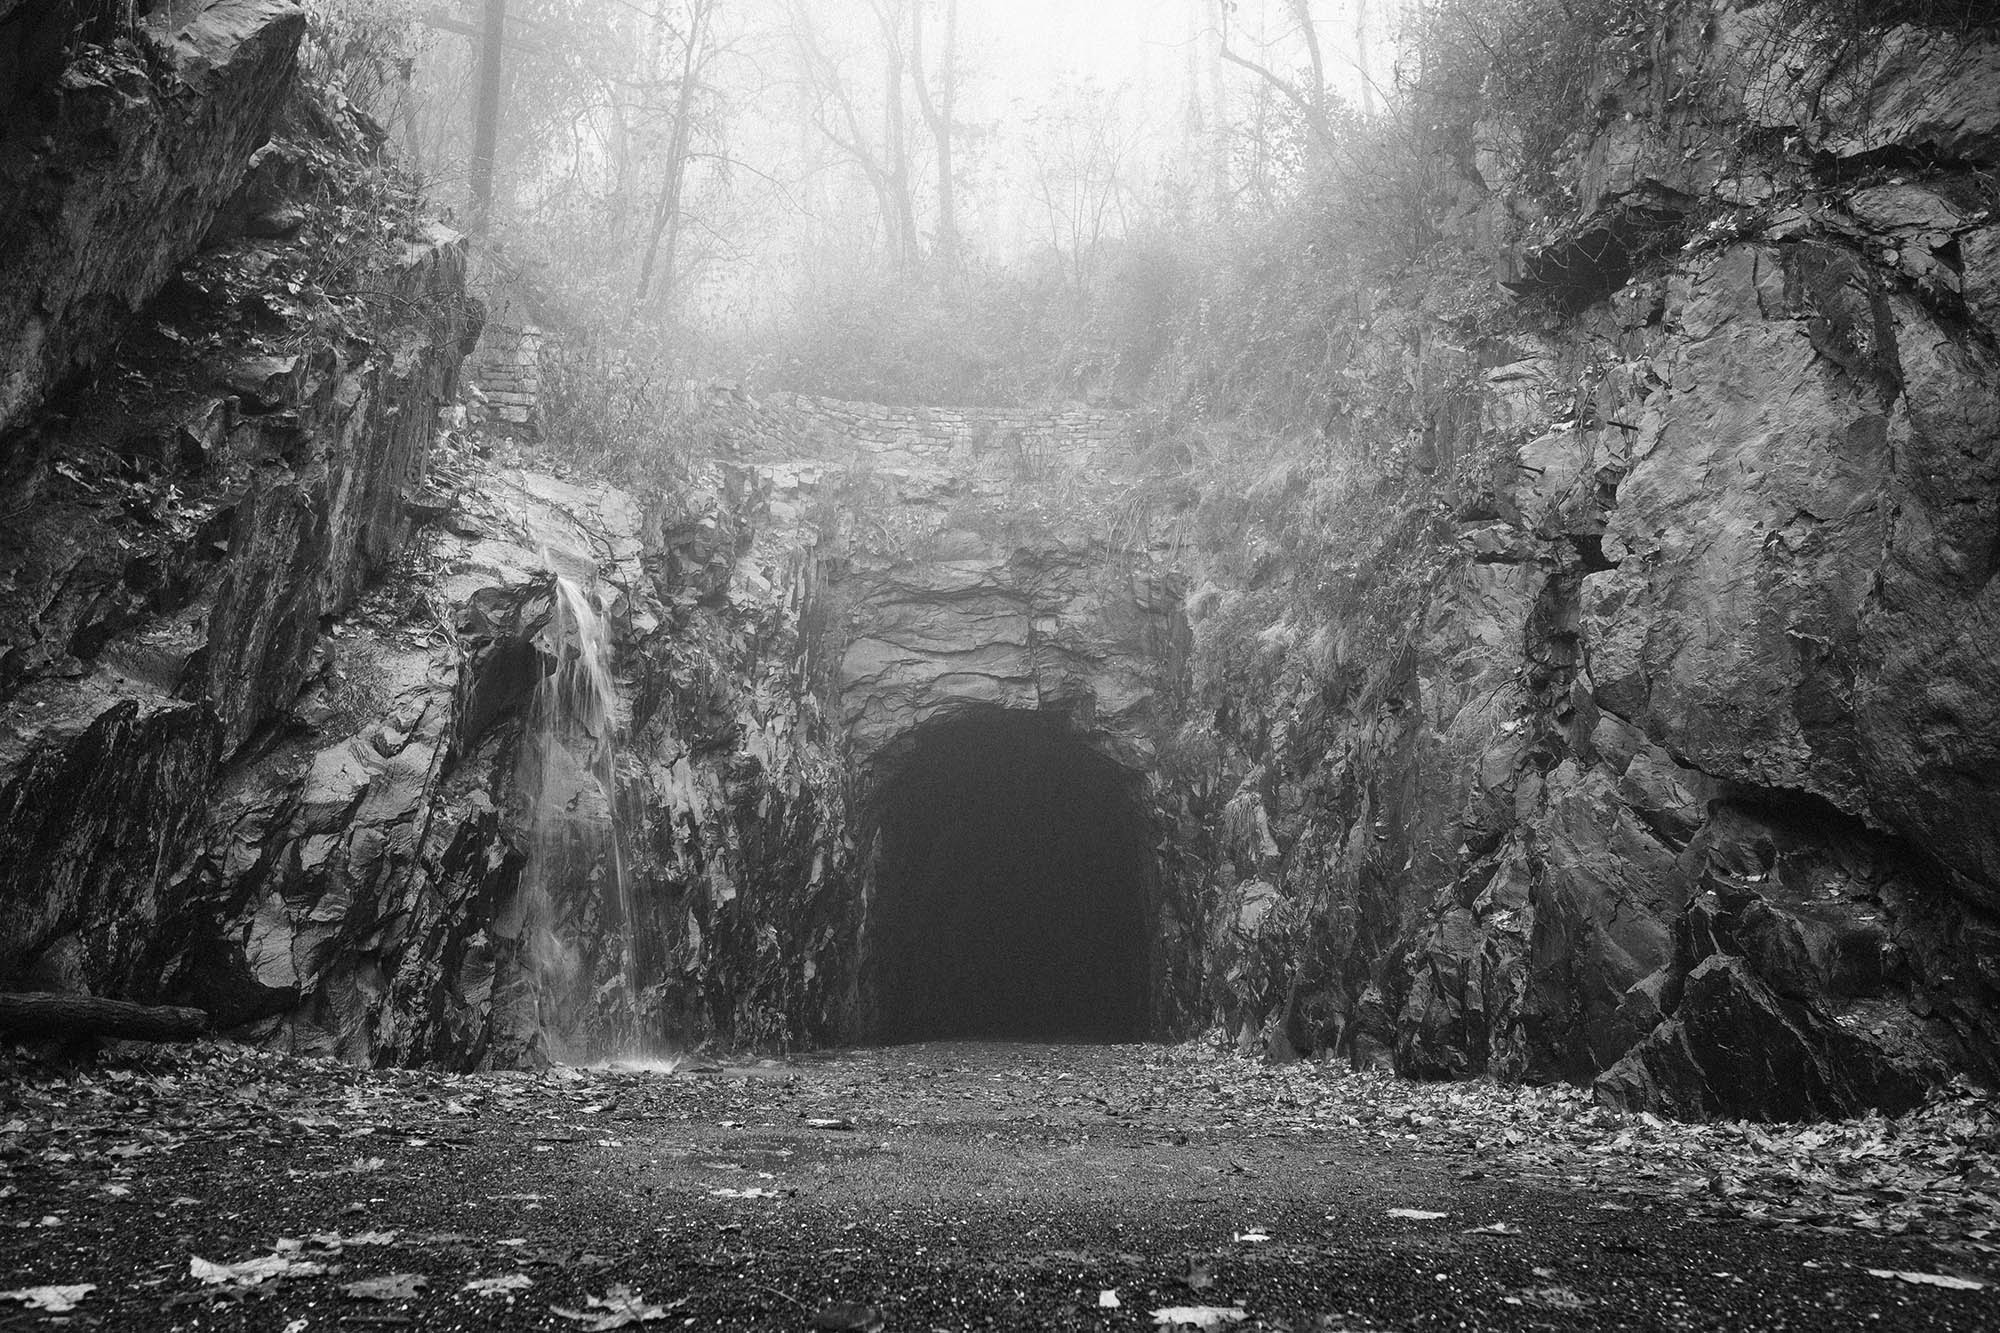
(323, 0, 1474, 411)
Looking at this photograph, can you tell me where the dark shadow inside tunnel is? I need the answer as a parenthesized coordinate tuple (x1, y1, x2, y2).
(865, 709, 1153, 1043)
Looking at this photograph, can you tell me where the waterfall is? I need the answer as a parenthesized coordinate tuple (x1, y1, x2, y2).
(514, 572, 643, 1055)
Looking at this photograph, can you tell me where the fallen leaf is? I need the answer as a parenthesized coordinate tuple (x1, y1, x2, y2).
(554, 1284, 687, 1330)
(1099, 1289, 1121, 1308)
(1151, 1304, 1248, 1328)
(465, 1274, 535, 1297)
(308, 1229, 399, 1248)
(708, 1187, 778, 1199)
(804, 1117, 856, 1131)
(0, 1285, 95, 1313)
(1867, 1269, 1987, 1291)
(343, 1273, 429, 1300)
(1519, 1286, 1590, 1311)
(1463, 1221, 1523, 1236)
(190, 1254, 326, 1286)
(1387, 1208, 1449, 1221)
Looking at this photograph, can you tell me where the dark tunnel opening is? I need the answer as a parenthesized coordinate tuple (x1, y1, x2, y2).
(865, 709, 1153, 1044)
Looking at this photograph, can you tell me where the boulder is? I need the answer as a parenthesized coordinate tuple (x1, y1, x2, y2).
(1594, 955, 1933, 1121)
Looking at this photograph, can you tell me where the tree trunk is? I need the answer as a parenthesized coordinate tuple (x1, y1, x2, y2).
(1286, 0, 1327, 131)
(911, 0, 959, 281)
(468, 0, 507, 234)
(0, 992, 210, 1042)
(1355, 0, 1377, 116)
(628, 0, 715, 329)
(878, 0, 918, 275)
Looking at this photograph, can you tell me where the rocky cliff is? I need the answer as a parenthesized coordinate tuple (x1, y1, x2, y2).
(1187, 0, 2000, 1118)
(1, 0, 1995, 1122)
(0, 1, 478, 1018)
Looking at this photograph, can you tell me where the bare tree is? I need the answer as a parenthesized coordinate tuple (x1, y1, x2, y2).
(1215, 0, 1397, 155)
(909, 0, 959, 280)
(628, 0, 721, 328)
(1353, 0, 1377, 116)
(1027, 81, 1139, 297)
(1217, 0, 1333, 154)
(786, 0, 922, 277)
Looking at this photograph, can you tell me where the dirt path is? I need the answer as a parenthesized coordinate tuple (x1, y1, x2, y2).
(3, 1041, 1997, 1329)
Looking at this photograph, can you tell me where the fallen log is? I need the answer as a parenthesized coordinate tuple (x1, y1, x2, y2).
(0, 992, 210, 1042)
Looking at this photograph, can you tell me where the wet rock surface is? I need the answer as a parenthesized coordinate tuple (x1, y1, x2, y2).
(2, 1041, 1996, 1330)
(1, 0, 1997, 1127)
(0, 0, 306, 437)
(0, 6, 478, 1044)
(1186, 1, 2000, 1119)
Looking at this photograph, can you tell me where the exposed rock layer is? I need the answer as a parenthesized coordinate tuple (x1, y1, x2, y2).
(0, 0, 305, 438)
(1191, 1, 2000, 1119)
(0, 0, 1995, 1123)
(0, 10, 479, 1028)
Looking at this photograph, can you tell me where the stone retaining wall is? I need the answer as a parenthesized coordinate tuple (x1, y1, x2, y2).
(688, 382, 1134, 472)
(472, 323, 543, 431)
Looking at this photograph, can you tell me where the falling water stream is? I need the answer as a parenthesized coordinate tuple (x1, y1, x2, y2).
(517, 571, 642, 1054)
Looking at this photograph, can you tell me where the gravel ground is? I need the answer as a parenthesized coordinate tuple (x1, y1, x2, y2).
(3, 1040, 1996, 1330)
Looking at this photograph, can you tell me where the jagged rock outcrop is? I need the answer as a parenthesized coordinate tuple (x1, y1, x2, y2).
(777, 396, 1183, 770)
(0, 0, 1992, 1124)
(0, 7, 480, 1019)
(1195, 0, 2000, 1118)
(0, 0, 306, 438)
(681, 388, 1194, 1037)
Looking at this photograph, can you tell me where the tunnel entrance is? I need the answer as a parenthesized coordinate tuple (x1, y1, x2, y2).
(864, 709, 1153, 1043)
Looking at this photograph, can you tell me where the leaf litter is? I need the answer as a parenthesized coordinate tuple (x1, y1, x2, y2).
(2, 1035, 1997, 1322)
(1079, 1042, 2000, 1259)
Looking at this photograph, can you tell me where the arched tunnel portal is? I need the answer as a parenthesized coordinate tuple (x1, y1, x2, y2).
(860, 708, 1155, 1044)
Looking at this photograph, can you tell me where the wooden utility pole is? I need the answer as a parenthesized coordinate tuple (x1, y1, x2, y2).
(469, 0, 507, 233)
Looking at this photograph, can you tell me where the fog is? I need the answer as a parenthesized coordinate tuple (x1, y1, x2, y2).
(346, 0, 1402, 366)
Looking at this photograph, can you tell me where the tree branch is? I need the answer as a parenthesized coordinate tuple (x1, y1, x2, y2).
(1218, 40, 1333, 147)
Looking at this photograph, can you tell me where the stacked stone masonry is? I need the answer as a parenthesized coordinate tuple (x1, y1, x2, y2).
(473, 323, 544, 428)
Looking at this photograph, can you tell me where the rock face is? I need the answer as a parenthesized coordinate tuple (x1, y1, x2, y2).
(67, 455, 855, 1067)
(784, 395, 1181, 769)
(0, 0, 306, 437)
(0, 0, 1994, 1122)
(0, 9, 479, 1023)
(1186, 2, 2000, 1117)
(1596, 955, 1931, 1122)
(677, 387, 1192, 1040)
